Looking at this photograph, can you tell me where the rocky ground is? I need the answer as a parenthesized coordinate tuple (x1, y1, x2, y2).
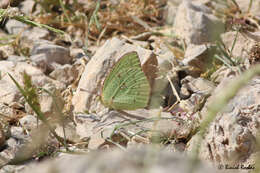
(0, 0, 259, 173)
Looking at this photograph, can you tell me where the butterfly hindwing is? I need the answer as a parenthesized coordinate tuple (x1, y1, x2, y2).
(101, 51, 151, 110)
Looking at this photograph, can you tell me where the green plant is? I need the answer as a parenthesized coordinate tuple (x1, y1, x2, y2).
(8, 72, 67, 146)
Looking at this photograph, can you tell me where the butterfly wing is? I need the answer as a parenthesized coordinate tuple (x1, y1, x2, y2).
(101, 51, 151, 110)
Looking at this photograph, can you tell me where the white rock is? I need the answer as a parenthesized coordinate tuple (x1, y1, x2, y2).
(10, 126, 26, 140)
(174, 1, 224, 45)
(30, 54, 48, 73)
(0, 80, 21, 105)
(7, 55, 27, 62)
(72, 37, 157, 113)
(19, 0, 35, 15)
(5, 19, 27, 35)
(187, 76, 260, 165)
(21, 28, 49, 50)
(0, 61, 65, 90)
(55, 123, 81, 143)
(31, 43, 71, 72)
(0, 45, 14, 59)
(233, 0, 260, 16)
(19, 115, 38, 131)
(21, 146, 220, 173)
(49, 64, 78, 86)
(221, 31, 255, 60)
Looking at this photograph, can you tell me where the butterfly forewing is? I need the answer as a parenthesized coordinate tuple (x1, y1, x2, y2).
(101, 52, 151, 110)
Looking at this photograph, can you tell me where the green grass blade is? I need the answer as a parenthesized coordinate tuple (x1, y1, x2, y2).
(59, 0, 71, 23)
(230, 30, 238, 53)
(8, 73, 66, 146)
(13, 15, 65, 34)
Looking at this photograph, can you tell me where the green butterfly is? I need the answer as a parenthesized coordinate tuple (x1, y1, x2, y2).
(101, 51, 151, 110)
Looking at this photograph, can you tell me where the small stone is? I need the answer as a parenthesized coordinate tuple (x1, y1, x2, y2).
(5, 19, 28, 35)
(55, 123, 81, 143)
(0, 45, 14, 60)
(21, 28, 50, 50)
(19, 0, 35, 15)
(181, 76, 215, 96)
(221, 31, 255, 60)
(0, 61, 66, 91)
(36, 87, 64, 118)
(0, 80, 21, 105)
(70, 48, 86, 59)
(49, 64, 78, 86)
(31, 43, 71, 72)
(0, 0, 10, 8)
(7, 55, 27, 62)
(30, 53, 48, 73)
(10, 126, 27, 140)
(19, 115, 38, 131)
(174, 1, 224, 44)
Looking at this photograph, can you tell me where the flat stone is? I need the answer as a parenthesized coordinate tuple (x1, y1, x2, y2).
(5, 19, 28, 35)
(174, 1, 224, 45)
(30, 54, 48, 73)
(7, 55, 27, 62)
(221, 31, 255, 60)
(19, 0, 35, 15)
(0, 80, 21, 105)
(49, 64, 78, 86)
(31, 43, 71, 72)
(0, 45, 14, 60)
(72, 37, 157, 113)
(0, 61, 65, 90)
(19, 115, 37, 131)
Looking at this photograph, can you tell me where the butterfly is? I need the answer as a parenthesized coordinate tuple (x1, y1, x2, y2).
(100, 51, 151, 110)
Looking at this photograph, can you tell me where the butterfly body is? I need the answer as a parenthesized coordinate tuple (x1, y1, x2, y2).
(101, 51, 151, 110)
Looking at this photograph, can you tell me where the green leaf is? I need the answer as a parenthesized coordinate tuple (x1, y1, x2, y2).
(101, 51, 150, 110)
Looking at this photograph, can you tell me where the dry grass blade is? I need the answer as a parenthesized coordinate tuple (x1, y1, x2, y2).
(166, 75, 181, 111)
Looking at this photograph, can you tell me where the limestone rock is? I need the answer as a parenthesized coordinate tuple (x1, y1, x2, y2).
(188, 76, 260, 165)
(21, 146, 221, 173)
(174, 1, 224, 45)
(72, 37, 157, 113)
(31, 43, 71, 73)
(5, 19, 27, 35)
